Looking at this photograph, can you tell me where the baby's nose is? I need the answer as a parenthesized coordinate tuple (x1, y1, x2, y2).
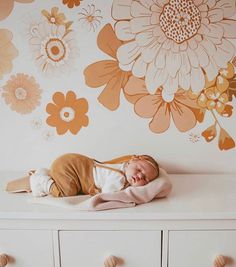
(137, 173, 143, 179)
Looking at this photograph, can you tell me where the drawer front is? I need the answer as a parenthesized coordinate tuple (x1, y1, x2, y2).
(169, 230, 236, 267)
(0, 230, 54, 267)
(59, 230, 161, 267)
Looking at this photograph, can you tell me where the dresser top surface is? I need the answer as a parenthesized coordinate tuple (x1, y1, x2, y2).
(0, 171, 236, 220)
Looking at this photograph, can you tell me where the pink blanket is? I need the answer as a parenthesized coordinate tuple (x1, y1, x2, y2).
(88, 168, 172, 210)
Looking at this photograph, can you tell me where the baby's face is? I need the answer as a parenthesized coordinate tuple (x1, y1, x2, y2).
(125, 160, 157, 187)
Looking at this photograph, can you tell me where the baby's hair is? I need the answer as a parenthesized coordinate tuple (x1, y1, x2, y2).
(130, 155, 159, 178)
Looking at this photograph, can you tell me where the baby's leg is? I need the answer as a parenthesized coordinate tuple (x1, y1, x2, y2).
(29, 169, 53, 197)
(49, 155, 81, 197)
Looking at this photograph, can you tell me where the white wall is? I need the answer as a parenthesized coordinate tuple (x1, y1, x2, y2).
(0, 0, 235, 173)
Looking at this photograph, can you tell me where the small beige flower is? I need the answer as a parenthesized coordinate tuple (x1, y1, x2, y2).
(78, 4, 102, 32)
(0, 29, 18, 79)
(2, 73, 42, 114)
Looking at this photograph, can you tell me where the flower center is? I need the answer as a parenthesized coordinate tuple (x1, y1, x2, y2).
(60, 107, 75, 122)
(29, 24, 39, 36)
(160, 0, 201, 43)
(15, 87, 27, 100)
(50, 17, 56, 23)
(87, 15, 94, 22)
(44, 37, 67, 63)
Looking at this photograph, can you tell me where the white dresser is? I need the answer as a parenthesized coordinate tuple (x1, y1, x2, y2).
(0, 172, 236, 267)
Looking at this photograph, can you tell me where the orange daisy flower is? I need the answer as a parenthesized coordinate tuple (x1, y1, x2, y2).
(62, 0, 81, 8)
(46, 91, 89, 135)
(2, 73, 42, 114)
(124, 76, 202, 133)
(84, 24, 131, 110)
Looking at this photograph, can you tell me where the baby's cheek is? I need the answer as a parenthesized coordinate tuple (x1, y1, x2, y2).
(137, 180, 147, 186)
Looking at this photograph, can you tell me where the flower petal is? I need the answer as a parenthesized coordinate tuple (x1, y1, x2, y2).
(195, 45, 210, 68)
(52, 92, 66, 107)
(218, 128, 235, 150)
(135, 31, 154, 47)
(202, 125, 217, 142)
(207, 23, 223, 40)
(187, 48, 199, 68)
(166, 50, 181, 78)
(46, 114, 61, 127)
(146, 63, 168, 93)
(98, 73, 123, 110)
(115, 21, 135, 41)
(170, 102, 197, 132)
(163, 75, 178, 94)
(218, 20, 236, 38)
(46, 103, 59, 115)
(220, 104, 233, 117)
(180, 52, 191, 74)
(0, 0, 14, 20)
(84, 60, 118, 87)
(69, 122, 82, 135)
(135, 94, 160, 118)
(190, 67, 205, 93)
(140, 0, 155, 8)
(132, 56, 147, 77)
(197, 93, 208, 108)
(215, 0, 236, 17)
(124, 76, 149, 95)
(149, 103, 170, 133)
(117, 41, 141, 65)
(65, 91, 76, 104)
(204, 60, 218, 81)
(112, 0, 132, 20)
(56, 122, 69, 135)
(130, 17, 156, 33)
(74, 98, 89, 114)
(208, 9, 224, 23)
(141, 41, 161, 63)
(179, 71, 190, 90)
(219, 63, 235, 79)
(98, 24, 122, 58)
(216, 75, 229, 92)
(155, 49, 167, 69)
(131, 1, 152, 16)
(213, 39, 235, 68)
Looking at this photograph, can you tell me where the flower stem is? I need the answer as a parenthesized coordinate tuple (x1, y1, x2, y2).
(210, 110, 222, 128)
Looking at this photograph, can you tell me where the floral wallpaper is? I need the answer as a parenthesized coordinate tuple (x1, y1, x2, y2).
(0, 0, 235, 172)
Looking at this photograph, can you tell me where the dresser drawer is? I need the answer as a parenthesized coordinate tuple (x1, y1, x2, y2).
(168, 230, 236, 267)
(0, 230, 54, 267)
(59, 230, 161, 267)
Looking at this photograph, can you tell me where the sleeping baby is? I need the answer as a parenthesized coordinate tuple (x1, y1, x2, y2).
(7, 153, 160, 197)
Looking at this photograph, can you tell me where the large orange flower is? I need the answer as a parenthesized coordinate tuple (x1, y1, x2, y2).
(124, 76, 202, 133)
(0, 0, 33, 21)
(0, 29, 18, 79)
(2, 73, 42, 114)
(62, 0, 81, 8)
(84, 24, 131, 110)
(46, 91, 89, 135)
